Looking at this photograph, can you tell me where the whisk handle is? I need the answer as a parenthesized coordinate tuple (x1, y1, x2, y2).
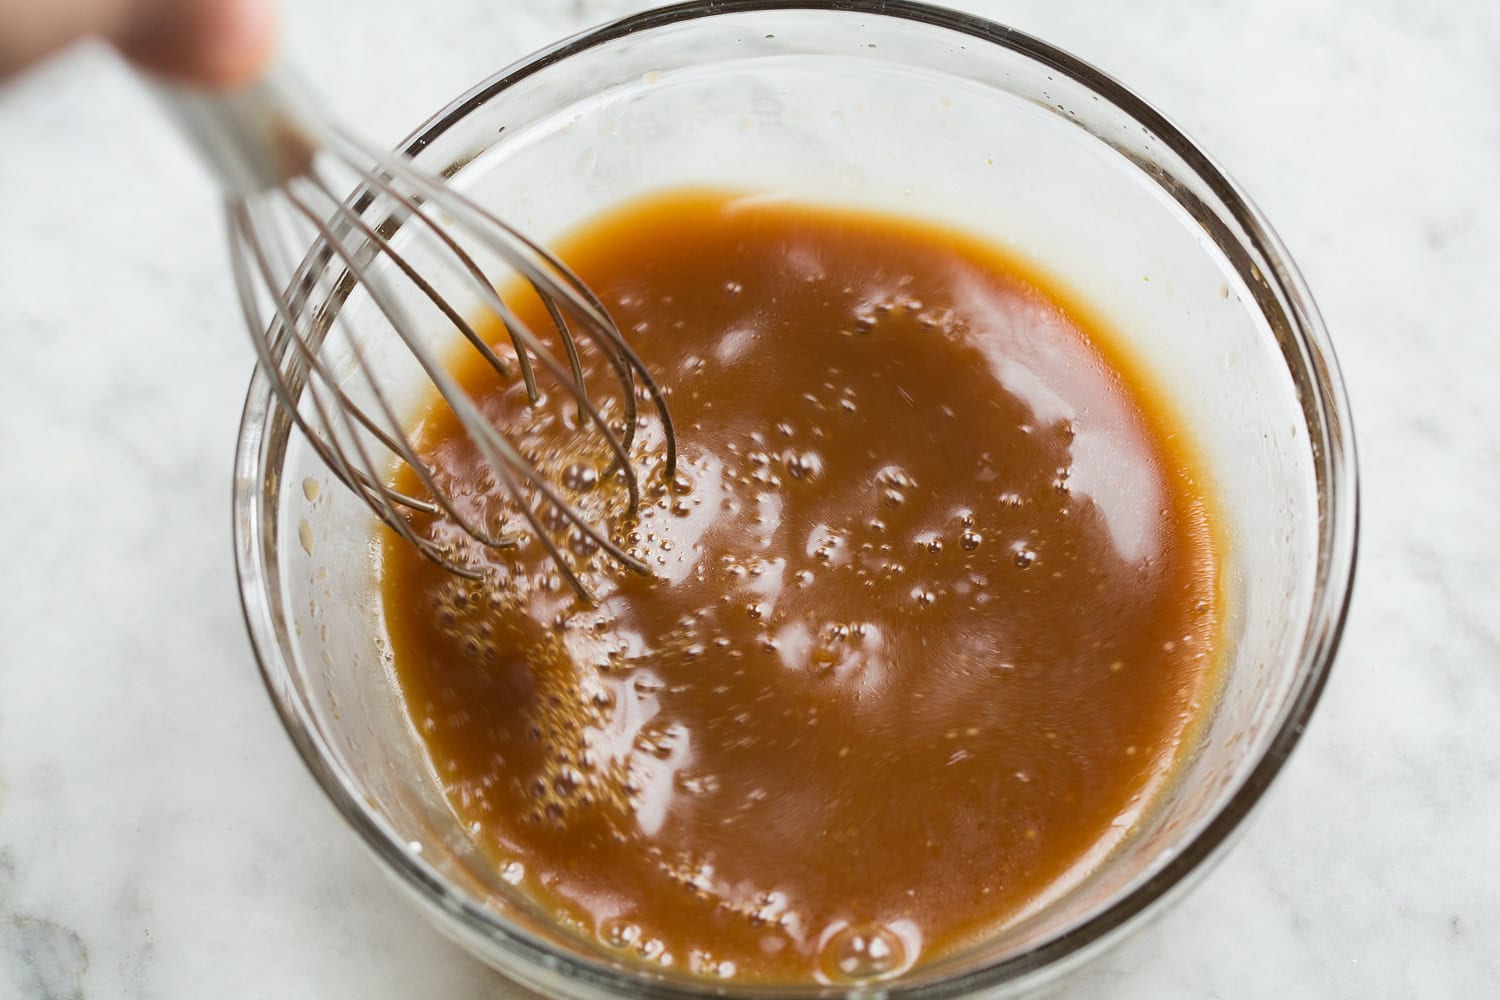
(151, 66, 323, 194)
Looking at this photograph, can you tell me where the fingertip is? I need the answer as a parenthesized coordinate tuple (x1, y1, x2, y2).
(201, 0, 277, 88)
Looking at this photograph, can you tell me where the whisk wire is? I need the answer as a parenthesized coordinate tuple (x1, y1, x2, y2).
(270, 187, 519, 553)
(231, 204, 481, 579)
(331, 139, 604, 420)
(303, 163, 645, 520)
(335, 130, 680, 480)
(281, 175, 654, 594)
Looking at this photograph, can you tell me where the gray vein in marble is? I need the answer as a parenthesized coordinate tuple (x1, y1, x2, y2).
(1, 854, 89, 1000)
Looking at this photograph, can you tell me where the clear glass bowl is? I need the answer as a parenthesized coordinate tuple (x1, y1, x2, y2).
(233, 2, 1358, 996)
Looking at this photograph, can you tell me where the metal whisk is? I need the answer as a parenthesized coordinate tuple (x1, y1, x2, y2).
(158, 67, 676, 599)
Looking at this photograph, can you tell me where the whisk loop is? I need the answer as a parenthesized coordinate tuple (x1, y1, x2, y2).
(159, 68, 676, 599)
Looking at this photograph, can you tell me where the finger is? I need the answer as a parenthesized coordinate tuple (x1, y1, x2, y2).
(0, 0, 123, 79)
(116, 0, 276, 88)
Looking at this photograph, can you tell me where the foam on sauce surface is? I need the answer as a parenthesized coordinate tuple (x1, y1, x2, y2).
(380, 191, 1219, 983)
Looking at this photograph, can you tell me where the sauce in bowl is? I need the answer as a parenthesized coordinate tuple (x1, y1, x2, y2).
(380, 190, 1219, 983)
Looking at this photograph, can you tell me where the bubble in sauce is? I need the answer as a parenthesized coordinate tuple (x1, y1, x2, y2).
(784, 450, 822, 480)
(817, 922, 909, 983)
(600, 918, 642, 948)
(561, 462, 599, 491)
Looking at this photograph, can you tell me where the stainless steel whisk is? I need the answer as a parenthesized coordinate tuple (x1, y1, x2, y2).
(159, 68, 676, 598)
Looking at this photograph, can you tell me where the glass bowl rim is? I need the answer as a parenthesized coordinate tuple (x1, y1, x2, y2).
(232, 1, 1360, 995)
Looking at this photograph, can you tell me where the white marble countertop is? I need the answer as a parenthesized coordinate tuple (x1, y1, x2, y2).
(1, 0, 1496, 996)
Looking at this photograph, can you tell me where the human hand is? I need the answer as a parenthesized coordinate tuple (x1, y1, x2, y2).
(0, 0, 275, 86)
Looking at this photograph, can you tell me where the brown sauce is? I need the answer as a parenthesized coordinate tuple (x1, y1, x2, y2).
(379, 191, 1219, 983)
